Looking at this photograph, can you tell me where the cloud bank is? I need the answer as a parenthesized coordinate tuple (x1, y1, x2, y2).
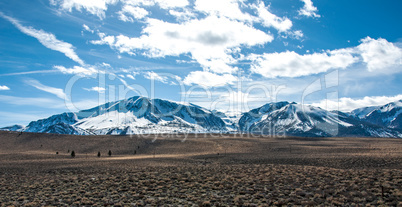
(312, 94, 402, 112)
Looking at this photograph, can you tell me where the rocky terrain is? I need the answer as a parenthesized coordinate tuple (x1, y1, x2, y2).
(0, 131, 401, 206)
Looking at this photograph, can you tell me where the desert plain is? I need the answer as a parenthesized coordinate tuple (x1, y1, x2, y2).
(0, 131, 401, 206)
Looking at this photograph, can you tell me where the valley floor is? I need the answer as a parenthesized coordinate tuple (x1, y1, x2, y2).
(0, 131, 401, 206)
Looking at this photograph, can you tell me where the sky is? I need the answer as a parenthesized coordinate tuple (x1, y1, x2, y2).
(0, 0, 401, 127)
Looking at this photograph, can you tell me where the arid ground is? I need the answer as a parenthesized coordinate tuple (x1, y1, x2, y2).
(0, 131, 401, 206)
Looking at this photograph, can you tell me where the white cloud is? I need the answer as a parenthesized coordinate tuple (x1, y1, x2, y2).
(154, 0, 189, 9)
(194, 0, 253, 22)
(143, 71, 168, 83)
(82, 24, 94, 33)
(249, 37, 401, 78)
(168, 9, 196, 21)
(0, 13, 84, 65)
(92, 16, 273, 74)
(54, 65, 99, 76)
(121, 0, 155, 7)
(312, 94, 402, 112)
(118, 5, 149, 22)
(283, 30, 304, 40)
(298, 0, 320, 18)
(101, 63, 111, 68)
(91, 32, 116, 46)
(253, 1, 293, 32)
(121, 70, 139, 80)
(120, 0, 188, 9)
(127, 74, 136, 80)
(84, 86, 106, 93)
(249, 49, 357, 78)
(0, 85, 10, 91)
(0, 70, 59, 77)
(50, 0, 118, 19)
(183, 71, 237, 87)
(182, 87, 281, 113)
(25, 79, 67, 100)
(357, 37, 402, 72)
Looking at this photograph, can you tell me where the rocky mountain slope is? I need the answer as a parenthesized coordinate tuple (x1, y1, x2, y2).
(351, 100, 402, 129)
(238, 101, 402, 138)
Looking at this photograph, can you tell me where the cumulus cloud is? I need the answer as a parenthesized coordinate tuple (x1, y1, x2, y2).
(249, 49, 357, 78)
(357, 37, 402, 72)
(298, 0, 320, 18)
(0, 13, 84, 65)
(117, 5, 149, 22)
(0, 85, 10, 91)
(153, 0, 189, 9)
(54, 65, 100, 76)
(168, 9, 196, 21)
(84, 86, 106, 93)
(91, 32, 115, 46)
(253, 1, 293, 32)
(312, 94, 402, 112)
(183, 71, 237, 87)
(50, 0, 118, 19)
(82, 0, 302, 87)
(92, 16, 273, 74)
(249, 37, 401, 78)
(194, 0, 253, 22)
(25, 79, 67, 100)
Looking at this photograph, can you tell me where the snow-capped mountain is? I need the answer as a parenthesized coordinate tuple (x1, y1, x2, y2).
(351, 100, 402, 129)
(238, 101, 402, 138)
(4, 97, 402, 138)
(350, 106, 378, 119)
(22, 96, 228, 135)
(24, 112, 83, 135)
(212, 110, 241, 131)
(0, 124, 25, 132)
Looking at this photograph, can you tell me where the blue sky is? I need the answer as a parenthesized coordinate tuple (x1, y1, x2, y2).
(0, 0, 401, 127)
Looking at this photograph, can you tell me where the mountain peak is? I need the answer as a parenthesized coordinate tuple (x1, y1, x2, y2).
(0, 124, 25, 132)
(22, 96, 228, 135)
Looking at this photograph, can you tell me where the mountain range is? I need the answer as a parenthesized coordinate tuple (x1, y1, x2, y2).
(2, 96, 402, 138)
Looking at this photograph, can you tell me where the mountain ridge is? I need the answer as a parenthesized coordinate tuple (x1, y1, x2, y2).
(2, 97, 402, 138)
